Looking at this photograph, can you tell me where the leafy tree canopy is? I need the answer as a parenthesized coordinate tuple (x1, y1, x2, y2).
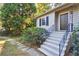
(0, 3, 52, 36)
(36, 3, 51, 16)
(0, 3, 36, 35)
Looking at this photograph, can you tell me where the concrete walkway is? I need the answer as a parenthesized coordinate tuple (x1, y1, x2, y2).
(0, 36, 45, 56)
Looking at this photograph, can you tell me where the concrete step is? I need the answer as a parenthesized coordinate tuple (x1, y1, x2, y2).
(38, 31, 68, 56)
(38, 48, 53, 56)
(50, 33, 65, 35)
(43, 42, 59, 50)
(46, 39, 59, 45)
(49, 34, 64, 38)
(41, 45, 59, 56)
(47, 37, 62, 41)
(52, 31, 66, 34)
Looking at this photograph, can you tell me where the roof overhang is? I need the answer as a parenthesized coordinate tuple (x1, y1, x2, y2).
(35, 3, 76, 19)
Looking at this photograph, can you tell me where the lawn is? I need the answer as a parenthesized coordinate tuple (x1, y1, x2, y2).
(0, 41, 30, 56)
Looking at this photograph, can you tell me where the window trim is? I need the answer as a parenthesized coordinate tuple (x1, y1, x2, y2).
(39, 16, 49, 26)
(42, 18, 45, 25)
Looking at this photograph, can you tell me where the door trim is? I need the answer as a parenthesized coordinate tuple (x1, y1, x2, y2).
(58, 11, 69, 31)
(60, 13, 68, 30)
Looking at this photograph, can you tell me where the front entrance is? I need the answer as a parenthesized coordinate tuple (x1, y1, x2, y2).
(60, 13, 68, 30)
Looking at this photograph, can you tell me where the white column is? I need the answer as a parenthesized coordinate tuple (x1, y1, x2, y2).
(69, 11, 73, 32)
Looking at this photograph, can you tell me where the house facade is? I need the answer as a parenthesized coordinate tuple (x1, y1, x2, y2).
(36, 4, 79, 56)
(36, 3, 79, 32)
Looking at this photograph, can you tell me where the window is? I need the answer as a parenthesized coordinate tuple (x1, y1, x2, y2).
(39, 16, 49, 26)
(46, 16, 49, 26)
(42, 18, 45, 25)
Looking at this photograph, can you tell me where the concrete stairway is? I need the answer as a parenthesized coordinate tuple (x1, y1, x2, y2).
(38, 31, 66, 56)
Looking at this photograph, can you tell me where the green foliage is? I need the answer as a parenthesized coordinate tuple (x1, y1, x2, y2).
(36, 3, 51, 15)
(0, 3, 52, 36)
(74, 27, 79, 32)
(71, 31, 79, 55)
(20, 27, 48, 47)
(0, 3, 36, 35)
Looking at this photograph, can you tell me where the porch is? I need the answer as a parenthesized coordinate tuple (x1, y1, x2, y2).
(54, 6, 73, 32)
(38, 5, 74, 56)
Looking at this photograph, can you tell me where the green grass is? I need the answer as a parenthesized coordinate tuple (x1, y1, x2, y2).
(0, 41, 30, 56)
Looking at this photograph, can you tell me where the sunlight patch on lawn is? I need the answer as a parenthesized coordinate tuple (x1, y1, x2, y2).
(0, 40, 6, 54)
(0, 41, 5, 44)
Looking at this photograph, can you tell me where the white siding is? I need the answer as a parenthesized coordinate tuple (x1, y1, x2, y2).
(73, 6, 79, 30)
(57, 5, 79, 31)
(36, 12, 55, 30)
(36, 5, 79, 31)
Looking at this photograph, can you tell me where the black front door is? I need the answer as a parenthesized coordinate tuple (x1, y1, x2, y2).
(60, 13, 68, 30)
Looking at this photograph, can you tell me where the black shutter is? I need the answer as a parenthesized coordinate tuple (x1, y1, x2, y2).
(46, 16, 49, 26)
(39, 19, 41, 26)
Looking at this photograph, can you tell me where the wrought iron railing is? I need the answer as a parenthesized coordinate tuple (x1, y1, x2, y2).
(59, 23, 73, 56)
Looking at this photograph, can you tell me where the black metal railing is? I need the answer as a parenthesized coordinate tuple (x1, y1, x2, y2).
(59, 23, 73, 56)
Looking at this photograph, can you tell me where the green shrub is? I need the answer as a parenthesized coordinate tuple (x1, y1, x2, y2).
(70, 31, 79, 55)
(20, 27, 49, 47)
(74, 26, 79, 32)
(70, 26, 79, 55)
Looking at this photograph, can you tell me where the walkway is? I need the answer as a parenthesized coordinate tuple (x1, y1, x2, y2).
(0, 36, 45, 56)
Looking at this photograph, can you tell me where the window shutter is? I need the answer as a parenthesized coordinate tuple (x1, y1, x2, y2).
(39, 19, 41, 26)
(46, 16, 49, 26)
